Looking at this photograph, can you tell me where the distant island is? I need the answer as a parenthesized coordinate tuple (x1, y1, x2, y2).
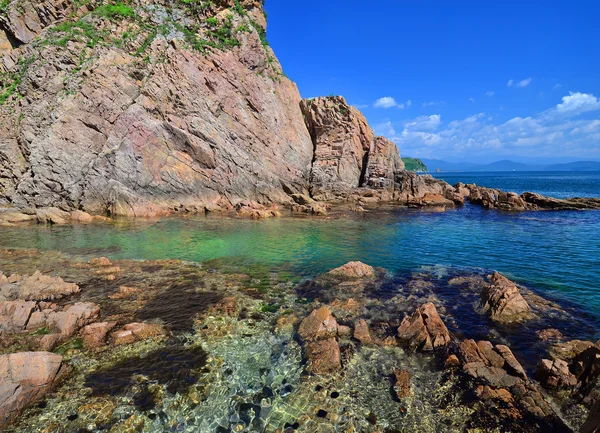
(420, 159, 600, 172)
(402, 157, 428, 172)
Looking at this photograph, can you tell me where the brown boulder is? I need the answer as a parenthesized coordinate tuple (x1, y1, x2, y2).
(45, 302, 100, 337)
(35, 207, 71, 225)
(0, 301, 36, 331)
(353, 319, 373, 345)
(112, 322, 166, 345)
(458, 340, 527, 387)
(480, 272, 531, 322)
(327, 261, 375, 279)
(0, 271, 80, 302)
(397, 302, 451, 351)
(298, 306, 338, 342)
(0, 352, 63, 428)
(81, 322, 117, 350)
(304, 338, 341, 374)
(535, 358, 578, 390)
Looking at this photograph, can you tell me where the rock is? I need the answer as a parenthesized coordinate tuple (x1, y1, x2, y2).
(393, 369, 412, 399)
(298, 306, 338, 342)
(0, 210, 36, 225)
(0, 271, 80, 301)
(81, 322, 117, 350)
(445, 354, 461, 369)
(337, 325, 352, 337)
(535, 358, 578, 389)
(304, 338, 341, 374)
(108, 285, 142, 300)
(480, 272, 531, 322)
(327, 262, 375, 279)
(550, 339, 596, 361)
(112, 322, 165, 345)
(235, 201, 281, 219)
(90, 257, 112, 266)
(45, 302, 100, 337)
(521, 192, 600, 211)
(0, 301, 36, 330)
(70, 210, 93, 222)
(536, 328, 564, 342)
(353, 319, 373, 345)
(397, 302, 451, 351)
(36, 207, 71, 225)
(458, 340, 527, 387)
(394, 171, 463, 208)
(0, 352, 63, 428)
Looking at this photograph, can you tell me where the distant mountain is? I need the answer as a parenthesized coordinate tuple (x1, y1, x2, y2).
(402, 157, 428, 172)
(543, 161, 600, 171)
(420, 159, 600, 172)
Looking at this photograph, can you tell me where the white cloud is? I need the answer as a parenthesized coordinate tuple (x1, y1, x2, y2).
(376, 92, 600, 160)
(554, 92, 600, 116)
(485, 91, 495, 97)
(553, 83, 562, 90)
(397, 100, 412, 109)
(507, 79, 514, 87)
(374, 97, 398, 109)
(422, 101, 444, 108)
(469, 98, 476, 103)
(516, 78, 532, 88)
(373, 120, 396, 137)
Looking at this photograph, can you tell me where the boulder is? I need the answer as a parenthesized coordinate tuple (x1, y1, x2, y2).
(353, 319, 373, 345)
(327, 262, 375, 279)
(298, 306, 338, 342)
(0, 352, 63, 428)
(112, 322, 166, 345)
(304, 338, 341, 374)
(458, 340, 527, 387)
(70, 210, 94, 222)
(397, 302, 451, 351)
(480, 272, 531, 322)
(35, 207, 71, 225)
(0, 301, 36, 330)
(81, 322, 117, 350)
(0, 271, 80, 302)
(535, 358, 578, 389)
(45, 302, 100, 337)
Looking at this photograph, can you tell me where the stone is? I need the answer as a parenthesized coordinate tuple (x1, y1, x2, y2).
(536, 328, 563, 342)
(81, 322, 117, 350)
(304, 338, 341, 374)
(45, 303, 100, 337)
(393, 369, 411, 399)
(0, 271, 79, 301)
(535, 358, 578, 389)
(70, 210, 93, 222)
(298, 306, 338, 342)
(0, 301, 36, 330)
(327, 262, 375, 279)
(90, 257, 112, 266)
(112, 322, 165, 345)
(445, 354, 461, 369)
(397, 302, 451, 351)
(480, 272, 531, 322)
(0, 352, 63, 428)
(36, 207, 71, 225)
(458, 340, 527, 387)
(353, 319, 373, 345)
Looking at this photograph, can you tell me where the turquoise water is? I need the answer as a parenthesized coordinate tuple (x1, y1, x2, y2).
(0, 172, 599, 328)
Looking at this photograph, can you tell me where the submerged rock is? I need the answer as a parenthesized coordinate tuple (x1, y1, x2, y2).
(535, 358, 578, 389)
(480, 272, 531, 322)
(304, 338, 342, 374)
(353, 319, 373, 345)
(397, 302, 451, 351)
(298, 306, 338, 342)
(0, 352, 64, 428)
(81, 322, 117, 350)
(393, 368, 412, 399)
(112, 322, 167, 346)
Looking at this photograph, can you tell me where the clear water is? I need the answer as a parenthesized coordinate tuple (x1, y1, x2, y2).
(1, 172, 599, 327)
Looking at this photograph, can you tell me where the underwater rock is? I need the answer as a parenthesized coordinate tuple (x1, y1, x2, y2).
(327, 261, 375, 279)
(90, 257, 112, 266)
(0, 271, 80, 302)
(0, 351, 64, 428)
(81, 322, 118, 350)
(112, 322, 166, 346)
(480, 272, 531, 322)
(550, 339, 597, 361)
(535, 358, 578, 389)
(304, 338, 341, 374)
(353, 319, 373, 345)
(537, 328, 564, 342)
(393, 369, 412, 399)
(298, 306, 338, 342)
(397, 302, 451, 351)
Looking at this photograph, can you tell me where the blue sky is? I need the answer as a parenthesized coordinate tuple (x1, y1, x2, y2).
(266, 0, 600, 163)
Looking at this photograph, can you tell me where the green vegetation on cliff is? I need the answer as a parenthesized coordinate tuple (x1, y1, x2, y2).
(402, 157, 428, 172)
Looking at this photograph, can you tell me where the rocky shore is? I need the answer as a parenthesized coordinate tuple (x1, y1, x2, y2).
(0, 249, 598, 432)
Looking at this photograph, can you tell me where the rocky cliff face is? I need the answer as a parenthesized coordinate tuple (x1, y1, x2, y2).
(0, 0, 455, 216)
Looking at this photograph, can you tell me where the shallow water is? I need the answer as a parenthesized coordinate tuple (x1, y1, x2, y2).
(1, 204, 600, 330)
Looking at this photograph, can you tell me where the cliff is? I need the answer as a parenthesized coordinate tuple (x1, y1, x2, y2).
(0, 0, 456, 216)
